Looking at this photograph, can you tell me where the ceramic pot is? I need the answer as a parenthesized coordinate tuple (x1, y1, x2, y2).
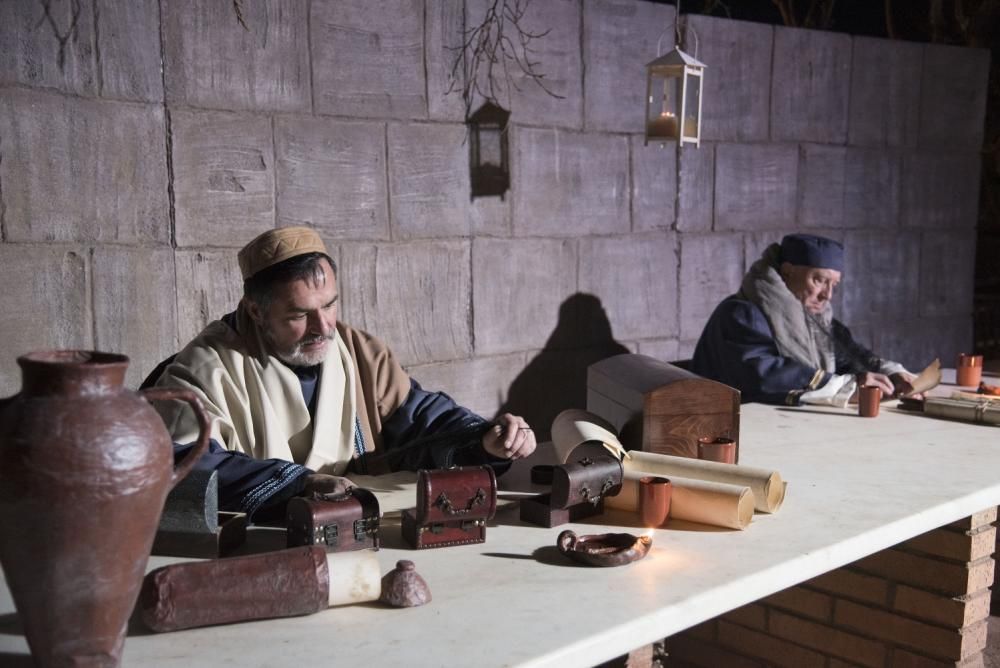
(858, 385, 882, 418)
(0, 351, 210, 667)
(956, 354, 983, 387)
(556, 530, 652, 567)
(697, 437, 737, 464)
(638, 476, 672, 528)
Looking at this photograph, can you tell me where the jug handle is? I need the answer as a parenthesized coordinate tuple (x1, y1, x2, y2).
(140, 387, 212, 489)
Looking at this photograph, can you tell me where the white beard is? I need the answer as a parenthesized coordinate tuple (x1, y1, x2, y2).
(263, 325, 334, 368)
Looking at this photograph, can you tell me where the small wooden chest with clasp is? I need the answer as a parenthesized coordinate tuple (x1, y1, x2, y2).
(520, 455, 623, 528)
(401, 466, 497, 549)
(286, 487, 380, 552)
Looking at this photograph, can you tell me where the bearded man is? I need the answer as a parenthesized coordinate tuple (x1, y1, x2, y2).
(150, 227, 535, 518)
(691, 233, 917, 406)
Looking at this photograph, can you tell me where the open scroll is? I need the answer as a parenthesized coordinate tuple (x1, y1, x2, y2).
(551, 409, 627, 462)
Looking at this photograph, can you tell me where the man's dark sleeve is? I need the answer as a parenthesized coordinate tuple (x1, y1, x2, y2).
(832, 319, 882, 375)
(365, 380, 510, 474)
(691, 299, 830, 405)
(172, 440, 311, 521)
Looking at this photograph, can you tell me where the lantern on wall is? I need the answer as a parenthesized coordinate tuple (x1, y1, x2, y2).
(468, 101, 510, 200)
(644, 47, 705, 148)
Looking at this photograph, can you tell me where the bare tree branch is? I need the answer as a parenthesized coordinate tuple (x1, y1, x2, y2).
(884, 0, 896, 39)
(820, 0, 836, 28)
(928, 0, 945, 42)
(446, 0, 565, 118)
(233, 0, 249, 32)
(771, 0, 797, 27)
(954, 0, 971, 38)
(700, 0, 733, 18)
(803, 0, 819, 27)
(34, 0, 84, 71)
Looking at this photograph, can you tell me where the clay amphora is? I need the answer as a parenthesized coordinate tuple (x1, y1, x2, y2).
(0, 351, 210, 667)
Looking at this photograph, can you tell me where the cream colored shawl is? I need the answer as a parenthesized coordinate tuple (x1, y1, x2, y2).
(154, 305, 358, 475)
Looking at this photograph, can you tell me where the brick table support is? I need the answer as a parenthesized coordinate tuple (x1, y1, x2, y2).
(665, 508, 997, 667)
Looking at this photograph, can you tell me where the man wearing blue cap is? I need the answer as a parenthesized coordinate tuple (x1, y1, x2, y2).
(691, 234, 916, 406)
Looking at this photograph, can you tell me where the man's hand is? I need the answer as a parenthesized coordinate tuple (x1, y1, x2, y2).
(300, 473, 354, 497)
(855, 371, 895, 396)
(482, 413, 537, 461)
(889, 372, 922, 399)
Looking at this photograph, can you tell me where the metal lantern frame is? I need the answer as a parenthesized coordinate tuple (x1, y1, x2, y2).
(644, 47, 705, 148)
(468, 101, 511, 200)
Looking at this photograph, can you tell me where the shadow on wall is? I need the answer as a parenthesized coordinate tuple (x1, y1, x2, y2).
(496, 293, 629, 441)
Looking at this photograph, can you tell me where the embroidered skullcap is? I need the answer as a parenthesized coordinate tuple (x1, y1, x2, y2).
(779, 234, 844, 272)
(238, 227, 329, 280)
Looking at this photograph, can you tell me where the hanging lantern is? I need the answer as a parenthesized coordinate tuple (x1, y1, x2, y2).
(468, 101, 510, 200)
(644, 47, 705, 148)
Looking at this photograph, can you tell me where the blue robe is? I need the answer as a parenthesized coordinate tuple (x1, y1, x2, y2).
(156, 312, 504, 520)
(691, 296, 882, 405)
(172, 380, 501, 521)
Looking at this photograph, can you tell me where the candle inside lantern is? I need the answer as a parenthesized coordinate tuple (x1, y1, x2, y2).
(647, 112, 678, 139)
(683, 117, 698, 138)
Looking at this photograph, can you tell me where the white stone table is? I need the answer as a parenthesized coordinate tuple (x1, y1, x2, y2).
(1, 372, 998, 667)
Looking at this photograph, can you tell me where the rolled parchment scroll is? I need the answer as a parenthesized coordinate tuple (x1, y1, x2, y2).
(925, 397, 1000, 426)
(624, 451, 785, 514)
(140, 546, 381, 632)
(606, 476, 755, 530)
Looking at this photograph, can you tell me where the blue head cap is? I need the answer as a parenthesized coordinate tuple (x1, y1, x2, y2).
(779, 234, 844, 272)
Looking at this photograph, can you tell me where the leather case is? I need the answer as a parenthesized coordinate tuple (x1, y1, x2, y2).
(401, 466, 497, 549)
(550, 455, 623, 510)
(286, 487, 380, 552)
(520, 455, 623, 528)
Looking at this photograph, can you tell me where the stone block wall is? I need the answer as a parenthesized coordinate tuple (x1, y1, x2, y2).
(0, 1, 989, 435)
(665, 508, 997, 667)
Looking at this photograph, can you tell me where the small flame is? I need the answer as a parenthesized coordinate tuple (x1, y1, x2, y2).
(640, 528, 655, 540)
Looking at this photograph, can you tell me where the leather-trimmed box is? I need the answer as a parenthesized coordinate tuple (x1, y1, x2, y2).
(520, 455, 623, 528)
(401, 466, 497, 549)
(550, 455, 623, 509)
(286, 488, 380, 552)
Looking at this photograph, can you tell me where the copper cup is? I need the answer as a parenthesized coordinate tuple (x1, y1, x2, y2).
(858, 385, 882, 417)
(956, 354, 983, 387)
(638, 476, 672, 528)
(697, 436, 736, 464)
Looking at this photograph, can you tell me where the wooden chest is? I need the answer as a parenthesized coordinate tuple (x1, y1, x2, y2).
(401, 466, 497, 549)
(586, 354, 741, 460)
